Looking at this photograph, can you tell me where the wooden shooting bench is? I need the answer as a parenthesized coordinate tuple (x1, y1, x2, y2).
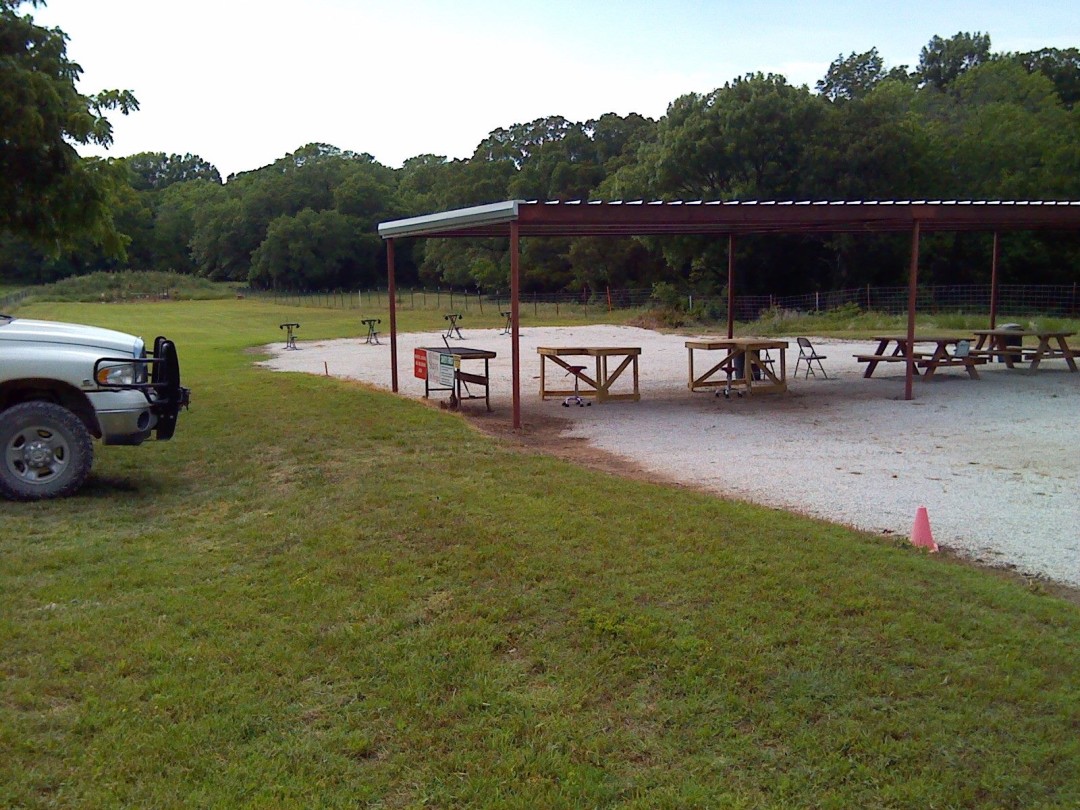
(685, 338, 789, 396)
(414, 345, 496, 411)
(537, 346, 641, 403)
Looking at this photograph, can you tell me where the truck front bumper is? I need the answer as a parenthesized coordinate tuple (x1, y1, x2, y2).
(87, 389, 157, 445)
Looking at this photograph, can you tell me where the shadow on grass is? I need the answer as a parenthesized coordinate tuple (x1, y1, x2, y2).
(78, 474, 171, 498)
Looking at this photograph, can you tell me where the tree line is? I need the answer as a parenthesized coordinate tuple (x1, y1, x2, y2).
(2, 1, 1079, 299)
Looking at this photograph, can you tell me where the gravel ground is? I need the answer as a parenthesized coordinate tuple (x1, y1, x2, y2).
(260, 324, 1080, 589)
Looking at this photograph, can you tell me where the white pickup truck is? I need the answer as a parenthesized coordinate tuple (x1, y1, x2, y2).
(0, 314, 189, 500)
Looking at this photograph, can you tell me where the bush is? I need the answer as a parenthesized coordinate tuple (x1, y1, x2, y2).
(14, 271, 234, 304)
(650, 281, 684, 311)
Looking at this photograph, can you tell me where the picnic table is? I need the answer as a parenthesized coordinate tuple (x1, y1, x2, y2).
(537, 346, 641, 403)
(685, 338, 789, 396)
(971, 329, 1077, 372)
(414, 345, 496, 411)
(856, 335, 986, 380)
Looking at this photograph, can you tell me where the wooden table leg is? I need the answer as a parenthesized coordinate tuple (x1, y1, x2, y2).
(1001, 337, 1017, 369)
(484, 358, 491, 411)
(739, 349, 751, 392)
(864, 339, 890, 378)
(920, 344, 946, 380)
(1057, 336, 1079, 372)
(1029, 337, 1049, 371)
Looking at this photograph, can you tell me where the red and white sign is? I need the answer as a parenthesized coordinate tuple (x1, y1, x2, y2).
(413, 348, 428, 380)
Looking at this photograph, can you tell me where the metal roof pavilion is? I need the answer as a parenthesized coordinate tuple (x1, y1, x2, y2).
(379, 199, 1080, 238)
(379, 199, 1080, 428)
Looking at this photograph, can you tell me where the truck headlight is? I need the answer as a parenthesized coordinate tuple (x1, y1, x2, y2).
(96, 362, 140, 386)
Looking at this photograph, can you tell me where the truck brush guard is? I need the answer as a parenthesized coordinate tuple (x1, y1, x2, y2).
(93, 336, 190, 440)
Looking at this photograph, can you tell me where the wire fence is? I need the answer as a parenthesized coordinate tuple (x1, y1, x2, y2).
(4, 283, 1077, 319)
(242, 283, 1080, 319)
(238, 287, 653, 317)
(745, 284, 1080, 318)
(0, 289, 30, 311)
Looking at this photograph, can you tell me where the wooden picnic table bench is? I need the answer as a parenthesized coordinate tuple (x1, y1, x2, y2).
(972, 329, 1077, 372)
(857, 335, 986, 380)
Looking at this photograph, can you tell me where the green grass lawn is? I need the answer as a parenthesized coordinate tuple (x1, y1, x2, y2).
(2, 300, 1078, 808)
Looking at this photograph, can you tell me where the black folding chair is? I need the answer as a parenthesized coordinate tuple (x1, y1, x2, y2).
(795, 337, 828, 379)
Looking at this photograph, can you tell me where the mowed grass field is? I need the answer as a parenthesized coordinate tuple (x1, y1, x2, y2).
(2, 299, 1078, 809)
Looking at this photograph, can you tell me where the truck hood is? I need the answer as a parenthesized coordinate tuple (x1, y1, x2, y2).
(0, 317, 142, 356)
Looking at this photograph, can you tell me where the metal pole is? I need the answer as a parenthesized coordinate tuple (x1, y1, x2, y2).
(989, 231, 1000, 329)
(510, 222, 521, 430)
(387, 238, 398, 392)
(726, 234, 735, 339)
(905, 222, 920, 401)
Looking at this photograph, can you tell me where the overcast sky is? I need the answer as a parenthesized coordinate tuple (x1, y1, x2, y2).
(33, 0, 1080, 178)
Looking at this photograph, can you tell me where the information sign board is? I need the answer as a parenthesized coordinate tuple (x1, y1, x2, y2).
(438, 352, 458, 387)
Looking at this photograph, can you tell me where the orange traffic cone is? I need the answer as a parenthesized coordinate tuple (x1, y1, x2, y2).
(911, 506, 938, 552)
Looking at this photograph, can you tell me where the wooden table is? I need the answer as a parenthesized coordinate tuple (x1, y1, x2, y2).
(685, 338, 789, 395)
(415, 346, 496, 410)
(537, 346, 641, 403)
(856, 335, 986, 380)
(972, 329, 1077, 372)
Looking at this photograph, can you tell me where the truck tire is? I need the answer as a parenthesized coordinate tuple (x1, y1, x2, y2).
(0, 401, 94, 501)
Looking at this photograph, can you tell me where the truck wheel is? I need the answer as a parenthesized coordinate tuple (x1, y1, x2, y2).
(0, 402, 94, 501)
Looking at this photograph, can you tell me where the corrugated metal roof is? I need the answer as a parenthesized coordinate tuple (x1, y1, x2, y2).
(378, 199, 1080, 239)
(377, 200, 519, 238)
